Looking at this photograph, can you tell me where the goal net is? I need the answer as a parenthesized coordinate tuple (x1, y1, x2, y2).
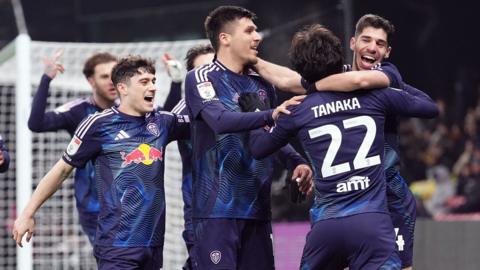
(0, 36, 205, 270)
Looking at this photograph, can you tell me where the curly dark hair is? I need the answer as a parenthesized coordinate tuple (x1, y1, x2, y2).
(111, 56, 155, 86)
(82, 52, 117, 78)
(185, 44, 214, 71)
(355, 14, 395, 44)
(289, 24, 343, 83)
(204, 6, 256, 52)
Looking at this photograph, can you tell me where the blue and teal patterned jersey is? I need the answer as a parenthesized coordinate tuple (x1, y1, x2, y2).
(62, 107, 188, 247)
(184, 60, 277, 220)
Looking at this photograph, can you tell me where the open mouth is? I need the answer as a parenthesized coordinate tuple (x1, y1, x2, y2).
(144, 95, 154, 102)
(361, 55, 376, 64)
(143, 91, 155, 102)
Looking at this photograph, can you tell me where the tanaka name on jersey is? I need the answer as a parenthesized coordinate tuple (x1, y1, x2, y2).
(311, 97, 361, 118)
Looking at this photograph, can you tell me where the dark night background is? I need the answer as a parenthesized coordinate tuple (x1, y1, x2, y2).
(0, 0, 478, 118)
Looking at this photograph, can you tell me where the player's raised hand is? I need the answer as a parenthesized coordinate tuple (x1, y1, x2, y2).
(272, 95, 306, 120)
(12, 215, 35, 247)
(292, 164, 313, 195)
(43, 48, 65, 79)
(162, 53, 183, 83)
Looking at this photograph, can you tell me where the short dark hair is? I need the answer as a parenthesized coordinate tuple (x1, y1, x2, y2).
(111, 56, 155, 86)
(82, 52, 117, 78)
(289, 24, 343, 83)
(355, 14, 395, 43)
(204, 5, 256, 52)
(185, 44, 214, 71)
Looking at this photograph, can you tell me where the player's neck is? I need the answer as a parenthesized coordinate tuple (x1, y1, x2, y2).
(117, 103, 145, 117)
(351, 61, 360, 71)
(92, 94, 115, 110)
(216, 50, 245, 74)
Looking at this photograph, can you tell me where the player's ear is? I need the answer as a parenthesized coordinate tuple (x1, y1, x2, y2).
(87, 76, 95, 88)
(349, 37, 356, 51)
(219, 32, 230, 47)
(384, 46, 392, 59)
(116, 83, 128, 97)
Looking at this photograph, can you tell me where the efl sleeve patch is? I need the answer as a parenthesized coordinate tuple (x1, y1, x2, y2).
(196, 81, 217, 100)
(66, 135, 82, 156)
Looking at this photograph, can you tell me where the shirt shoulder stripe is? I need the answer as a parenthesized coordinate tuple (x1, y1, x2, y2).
(194, 64, 212, 83)
(76, 109, 114, 139)
(170, 99, 186, 114)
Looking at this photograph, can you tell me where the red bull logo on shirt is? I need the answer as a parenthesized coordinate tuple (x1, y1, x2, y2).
(120, 144, 163, 167)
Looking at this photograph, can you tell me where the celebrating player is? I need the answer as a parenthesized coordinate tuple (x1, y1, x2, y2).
(254, 14, 424, 270)
(184, 6, 312, 269)
(242, 24, 438, 270)
(28, 50, 181, 244)
(14, 56, 189, 270)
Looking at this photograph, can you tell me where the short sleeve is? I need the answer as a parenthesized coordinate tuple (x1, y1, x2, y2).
(62, 115, 102, 168)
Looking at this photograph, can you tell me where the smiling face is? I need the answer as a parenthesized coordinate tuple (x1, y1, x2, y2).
(224, 17, 262, 66)
(350, 26, 391, 71)
(117, 70, 156, 116)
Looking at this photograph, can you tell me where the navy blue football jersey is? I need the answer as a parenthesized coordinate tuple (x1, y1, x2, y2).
(184, 60, 278, 220)
(344, 62, 405, 178)
(62, 107, 188, 247)
(249, 86, 438, 223)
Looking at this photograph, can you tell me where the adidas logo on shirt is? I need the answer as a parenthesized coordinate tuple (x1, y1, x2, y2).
(114, 130, 130, 141)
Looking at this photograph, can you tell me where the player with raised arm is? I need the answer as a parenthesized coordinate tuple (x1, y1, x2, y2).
(28, 50, 181, 244)
(254, 14, 423, 270)
(170, 44, 215, 270)
(241, 24, 438, 270)
(184, 6, 312, 270)
(14, 56, 190, 270)
(0, 134, 10, 173)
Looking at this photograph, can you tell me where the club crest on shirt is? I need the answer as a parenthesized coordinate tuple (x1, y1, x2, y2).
(197, 81, 216, 100)
(210, 250, 221, 264)
(147, 123, 160, 137)
(66, 136, 82, 156)
(257, 89, 268, 102)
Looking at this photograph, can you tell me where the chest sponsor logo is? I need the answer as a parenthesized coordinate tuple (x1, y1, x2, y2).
(120, 144, 163, 167)
(210, 250, 221, 264)
(66, 136, 82, 156)
(336, 176, 371, 193)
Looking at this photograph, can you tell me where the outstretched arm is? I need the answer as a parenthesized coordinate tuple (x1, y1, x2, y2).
(12, 159, 73, 247)
(255, 58, 306, 94)
(314, 70, 389, 92)
(380, 86, 439, 118)
(28, 49, 70, 132)
(254, 58, 390, 94)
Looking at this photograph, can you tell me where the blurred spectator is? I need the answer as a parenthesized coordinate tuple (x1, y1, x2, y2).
(447, 148, 480, 213)
(424, 165, 454, 216)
